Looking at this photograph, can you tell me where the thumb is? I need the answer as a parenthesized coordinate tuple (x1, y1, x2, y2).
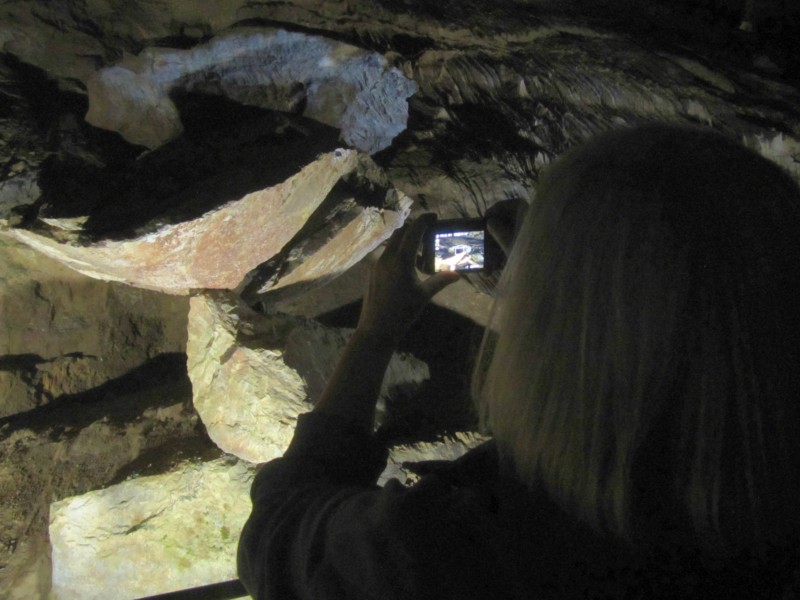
(420, 270, 461, 299)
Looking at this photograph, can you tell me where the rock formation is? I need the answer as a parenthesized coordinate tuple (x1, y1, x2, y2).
(49, 456, 256, 600)
(5, 149, 372, 294)
(186, 291, 432, 463)
(0, 355, 202, 598)
(0, 238, 188, 418)
(0, 0, 799, 597)
(85, 29, 417, 154)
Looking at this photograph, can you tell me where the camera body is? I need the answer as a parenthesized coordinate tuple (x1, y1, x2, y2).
(419, 218, 501, 274)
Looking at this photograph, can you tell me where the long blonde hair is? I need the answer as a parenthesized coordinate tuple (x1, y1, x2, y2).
(473, 124, 800, 552)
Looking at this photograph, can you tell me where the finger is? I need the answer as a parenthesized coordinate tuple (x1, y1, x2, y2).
(420, 269, 460, 299)
(381, 220, 408, 260)
(398, 213, 437, 264)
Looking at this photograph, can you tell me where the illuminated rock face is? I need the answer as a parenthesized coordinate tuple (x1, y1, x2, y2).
(254, 196, 412, 297)
(46, 427, 486, 600)
(6, 150, 361, 294)
(0, 1, 799, 598)
(85, 29, 417, 154)
(49, 456, 256, 600)
(0, 237, 189, 418)
(0, 359, 200, 598)
(186, 292, 431, 463)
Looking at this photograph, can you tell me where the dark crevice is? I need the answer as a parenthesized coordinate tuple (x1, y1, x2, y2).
(152, 32, 215, 49)
(231, 17, 361, 47)
(0, 351, 97, 372)
(566, 0, 800, 87)
(0, 354, 46, 372)
(34, 94, 342, 240)
(0, 54, 87, 141)
(108, 428, 225, 487)
(0, 353, 191, 436)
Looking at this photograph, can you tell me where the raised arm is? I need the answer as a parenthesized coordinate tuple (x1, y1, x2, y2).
(312, 213, 460, 433)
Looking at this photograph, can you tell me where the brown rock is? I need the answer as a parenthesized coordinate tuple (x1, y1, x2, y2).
(187, 292, 431, 463)
(0, 238, 188, 417)
(5, 150, 360, 294)
(0, 356, 203, 596)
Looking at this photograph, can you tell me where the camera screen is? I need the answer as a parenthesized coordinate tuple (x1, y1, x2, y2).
(433, 229, 485, 272)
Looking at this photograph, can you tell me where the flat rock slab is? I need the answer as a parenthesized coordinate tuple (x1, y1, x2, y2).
(47, 433, 486, 599)
(0, 358, 199, 597)
(49, 456, 255, 600)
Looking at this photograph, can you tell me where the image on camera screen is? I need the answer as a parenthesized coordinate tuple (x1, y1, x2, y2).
(434, 230, 485, 272)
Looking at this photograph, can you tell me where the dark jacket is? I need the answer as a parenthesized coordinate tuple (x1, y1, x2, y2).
(238, 412, 799, 599)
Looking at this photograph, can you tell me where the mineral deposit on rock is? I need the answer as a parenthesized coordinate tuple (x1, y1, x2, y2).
(49, 456, 255, 600)
(85, 29, 417, 154)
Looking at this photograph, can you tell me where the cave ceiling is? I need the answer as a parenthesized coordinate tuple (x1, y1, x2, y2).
(1, 0, 798, 314)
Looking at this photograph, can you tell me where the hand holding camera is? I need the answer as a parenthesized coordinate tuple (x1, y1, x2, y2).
(357, 213, 461, 344)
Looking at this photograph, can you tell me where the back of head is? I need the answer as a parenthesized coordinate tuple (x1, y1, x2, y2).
(473, 124, 800, 556)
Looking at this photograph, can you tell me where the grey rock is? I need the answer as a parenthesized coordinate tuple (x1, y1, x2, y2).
(0, 173, 39, 226)
(85, 29, 416, 154)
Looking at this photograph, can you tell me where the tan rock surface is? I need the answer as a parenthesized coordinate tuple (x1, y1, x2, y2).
(187, 292, 430, 463)
(6, 149, 359, 294)
(49, 456, 255, 600)
(256, 195, 413, 297)
(0, 237, 188, 417)
(0, 362, 201, 598)
(45, 430, 484, 600)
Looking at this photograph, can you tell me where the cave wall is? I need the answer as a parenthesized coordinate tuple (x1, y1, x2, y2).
(0, 0, 799, 597)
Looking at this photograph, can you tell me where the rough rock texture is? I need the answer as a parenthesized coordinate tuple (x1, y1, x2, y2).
(2, 2, 798, 317)
(5, 149, 362, 294)
(86, 29, 417, 153)
(49, 456, 255, 600)
(46, 426, 486, 600)
(187, 292, 431, 463)
(0, 237, 188, 417)
(378, 432, 490, 486)
(0, 355, 203, 598)
(253, 195, 411, 297)
(0, 1, 798, 597)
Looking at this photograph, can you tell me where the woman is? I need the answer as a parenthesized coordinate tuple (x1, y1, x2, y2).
(238, 124, 800, 598)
